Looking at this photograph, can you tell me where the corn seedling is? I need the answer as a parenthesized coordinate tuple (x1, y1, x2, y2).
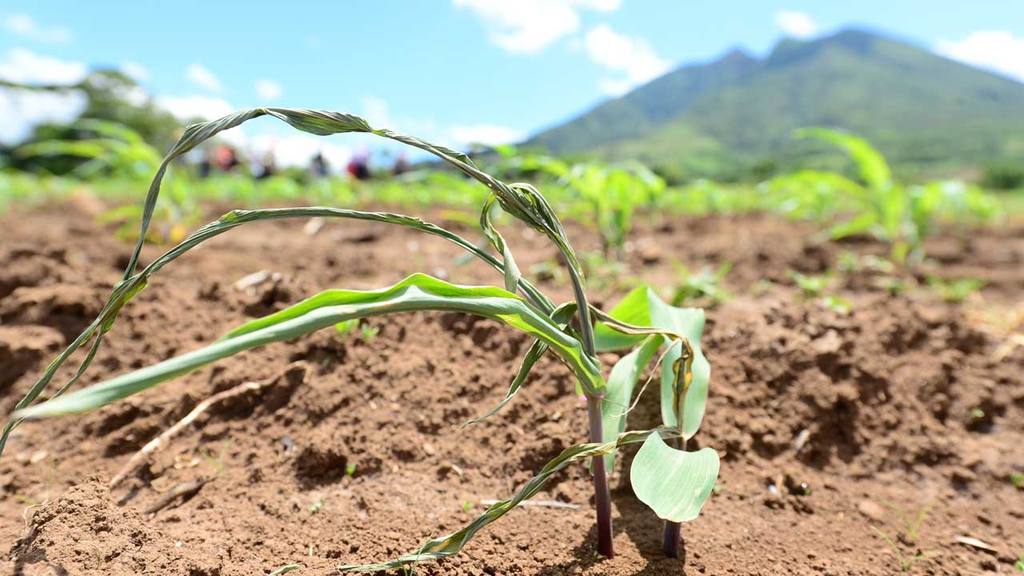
(790, 271, 832, 298)
(14, 119, 162, 180)
(927, 276, 983, 303)
(563, 162, 666, 259)
(671, 262, 732, 307)
(1, 108, 719, 571)
(787, 128, 1000, 265)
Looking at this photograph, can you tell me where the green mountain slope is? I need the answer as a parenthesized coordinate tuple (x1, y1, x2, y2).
(526, 29, 1024, 181)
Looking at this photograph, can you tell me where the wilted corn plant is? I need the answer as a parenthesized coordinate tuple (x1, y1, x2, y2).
(1, 109, 719, 571)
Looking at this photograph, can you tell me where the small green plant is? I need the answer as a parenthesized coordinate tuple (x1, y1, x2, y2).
(870, 500, 939, 573)
(927, 276, 983, 303)
(334, 319, 380, 343)
(308, 498, 324, 515)
(1, 108, 719, 571)
(1011, 472, 1024, 489)
(671, 263, 732, 307)
(870, 526, 938, 573)
(790, 271, 831, 298)
(14, 119, 162, 179)
(563, 162, 666, 259)
(781, 128, 1000, 265)
(1015, 553, 1024, 572)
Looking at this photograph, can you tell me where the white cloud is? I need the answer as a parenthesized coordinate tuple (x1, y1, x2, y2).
(584, 24, 670, 95)
(449, 124, 525, 146)
(157, 95, 234, 122)
(3, 13, 72, 44)
(255, 79, 282, 100)
(935, 31, 1024, 82)
(0, 48, 87, 84)
(775, 10, 819, 39)
(121, 61, 149, 82)
(186, 63, 222, 92)
(0, 49, 87, 142)
(454, 0, 620, 54)
(0, 89, 86, 143)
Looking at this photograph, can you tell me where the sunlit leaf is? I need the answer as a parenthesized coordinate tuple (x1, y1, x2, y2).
(630, 434, 719, 523)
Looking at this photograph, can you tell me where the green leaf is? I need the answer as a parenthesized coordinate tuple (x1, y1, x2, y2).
(595, 287, 710, 438)
(630, 434, 719, 523)
(647, 293, 710, 438)
(480, 195, 521, 293)
(593, 286, 653, 351)
(829, 211, 879, 239)
(601, 336, 661, 471)
(14, 274, 602, 420)
(797, 127, 892, 191)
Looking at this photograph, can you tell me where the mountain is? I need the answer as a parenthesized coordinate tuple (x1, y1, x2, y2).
(525, 28, 1024, 182)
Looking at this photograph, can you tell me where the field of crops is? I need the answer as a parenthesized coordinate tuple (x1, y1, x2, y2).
(1, 110, 1023, 576)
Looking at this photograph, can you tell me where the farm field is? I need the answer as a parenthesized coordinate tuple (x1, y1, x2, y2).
(1, 191, 1022, 574)
(4, 6, 1024, 574)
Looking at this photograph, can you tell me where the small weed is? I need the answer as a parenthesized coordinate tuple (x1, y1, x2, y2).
(671, 262, 732, 307)
(461, 501, 474, 512)
(1015, 554, 1024, 572)
(790, 271, 831, 298)
(868, 500, 939, 573)
(334, 319, 379, 343)
(821, 295, 852, 314)
(1010, 472, 1023, 489)
(870, 526, 938, 573)
(928, 276, 983, 303)
(886, 500, 934, 543)
(345, 463, 357, 477)
(308, 498, 324, 515)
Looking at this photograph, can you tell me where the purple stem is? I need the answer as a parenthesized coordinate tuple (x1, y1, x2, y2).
(587, 396, 614, 558)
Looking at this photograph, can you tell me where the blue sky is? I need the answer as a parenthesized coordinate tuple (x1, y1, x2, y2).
(1, 1, 1022, 165)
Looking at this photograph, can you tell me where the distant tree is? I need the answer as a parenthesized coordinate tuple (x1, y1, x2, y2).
(981, 161, 1024, 190)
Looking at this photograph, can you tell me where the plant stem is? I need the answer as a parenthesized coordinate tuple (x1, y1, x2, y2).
(561, 249, 612, 558)
(662, 521, 682, 559)
(587, 395, 614, 558)
(567, 265, 613, 558)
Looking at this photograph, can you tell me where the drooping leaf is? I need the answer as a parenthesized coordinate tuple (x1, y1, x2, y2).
(630, 433, 719, 523)
(15, 274, 602, 420)
(480, 195, 521, 293)
(0, 203, 561, 456)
